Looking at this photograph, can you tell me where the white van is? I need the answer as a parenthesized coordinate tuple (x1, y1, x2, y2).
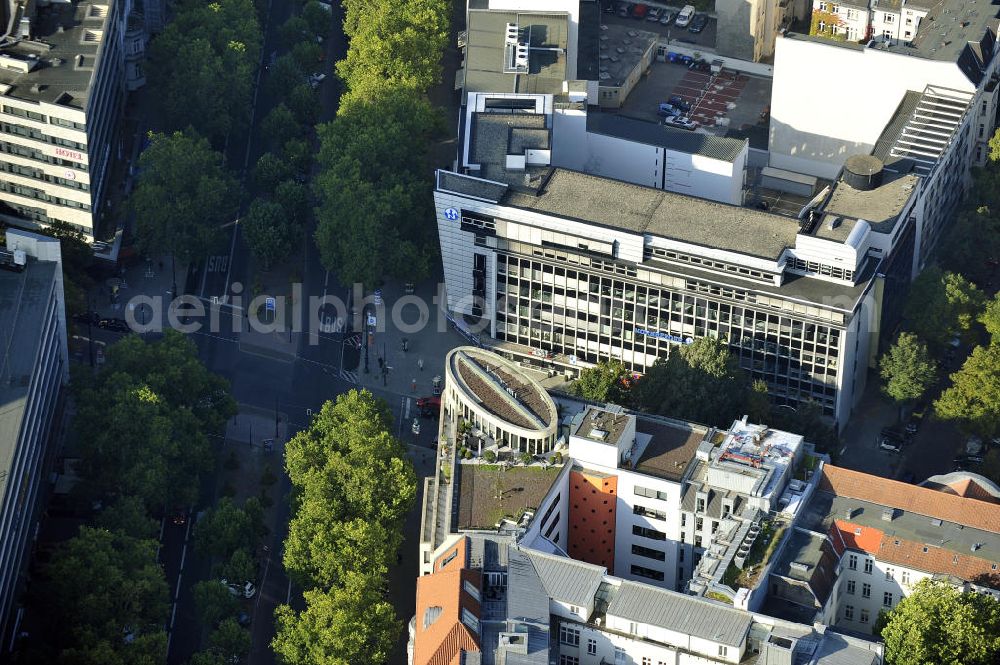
(675, 5, 696, 27)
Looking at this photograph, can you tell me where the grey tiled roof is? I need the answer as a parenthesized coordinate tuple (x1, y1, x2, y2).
(438, 170, 509, 203)
(607, 581, 753, 647)
(587, 113, 747, 163)
(505, 549, 551, 665)
(524, 548, 606, 608)
(503, 169, 800, 260)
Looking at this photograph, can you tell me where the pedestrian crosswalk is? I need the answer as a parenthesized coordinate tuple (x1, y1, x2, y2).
(339, 369, 359, 384)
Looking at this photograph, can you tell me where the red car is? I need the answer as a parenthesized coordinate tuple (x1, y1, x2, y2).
(416, 396, 441, 411)
(631, 3, 648, 18)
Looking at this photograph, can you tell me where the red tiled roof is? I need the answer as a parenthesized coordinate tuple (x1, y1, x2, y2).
(820, 465, 1000, 533)
(829, 520, 999, 584)
(944, 477, 1000, 503)
(831, 519, 883, 555)
(414, 538, 482, 665)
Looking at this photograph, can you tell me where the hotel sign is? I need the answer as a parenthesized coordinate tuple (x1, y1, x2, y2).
(53, 146, 84, 161)
(636, 328, 694, 345)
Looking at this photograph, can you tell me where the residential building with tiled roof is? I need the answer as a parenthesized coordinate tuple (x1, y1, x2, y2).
(411, 538, 483, 665)
(767, 464, 1000, 633)
(409, 534, 884, 665)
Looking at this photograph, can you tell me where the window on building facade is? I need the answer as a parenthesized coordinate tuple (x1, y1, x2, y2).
(587, 639, 597, 655)
(844, 605, 855, 621)
(883, 29, 893, 39)
(718, 646, 728, 657)
(862, 583, 871, 598)
(884, 592, 893, 607)
(631, 565, 665, 582)
(846, 580, 855, 595)
(861, 609, 870, 624)
(632, 544, 666, 562)
(901, 571, 911, 585)
(569, 605, 580, 616)
(559, 624, 580, 646)
(559, 656, 579, 665)
(633, 525, 666, 541)
(848, 554, 858, 570)
(864, 559, 873, 574)
(884, 12, 894, 21)
(885, 568, 894, 581)
(695, 535, 702, 548)
(817, 20, 826, 32)
(818, 1, 826, 10)
(696, 498, 705, 512)
(695, 517, 704, 531)
(642, 658, 652, 665)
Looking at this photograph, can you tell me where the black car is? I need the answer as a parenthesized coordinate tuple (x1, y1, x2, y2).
(688, 13, 708, 33)
(98, 318, 131, 333)
(668, 95, 691, 112)
(72, 311, 101, 326)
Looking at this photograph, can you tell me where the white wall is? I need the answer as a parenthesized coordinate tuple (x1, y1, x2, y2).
(613, 470, 683, 590)
(769, 36, 974, 178)
(552, 106, 746, 205)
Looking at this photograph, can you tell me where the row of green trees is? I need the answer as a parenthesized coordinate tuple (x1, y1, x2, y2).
(18, 333, 236, 664)
(271, 391, 416, 664)
(312, 0, 450, 287)
(241, 1, 332, 271)
(571, 337, 836, 449)
(147, 0, 262, 147)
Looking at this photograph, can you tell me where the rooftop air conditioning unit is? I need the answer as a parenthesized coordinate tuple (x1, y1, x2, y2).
(505, 22, 519, 45)
(515, 44, 529, 68)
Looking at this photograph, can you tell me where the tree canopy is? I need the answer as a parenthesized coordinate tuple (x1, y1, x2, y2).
(131, 131, 240, 262)
(879, 332, 937, 405)
(879, 579, 1000, 665)
(313, 90, 440, 286)
(242, 198, 298, 271)
(633, 337, 749, 427)
(147, 0, 261, 143)
(194, 496, 263, 561)
(571, 360, 632, 405)
(273, 391, 415, 664)
(281, 391, 415, 588)
(72, 331, 236, 510)
(903, 267, 984, 350)
(272, 573, 400, 665)
(34, 527, 169, 664)
(935, 343, 1000, 437)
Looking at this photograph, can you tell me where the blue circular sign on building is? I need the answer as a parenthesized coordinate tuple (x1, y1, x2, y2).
(444, 207, 460, 221)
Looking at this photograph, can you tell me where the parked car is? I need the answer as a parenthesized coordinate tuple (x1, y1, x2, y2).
(668, 94, 691, 112)
(688, 13, 709, 33)
(966, 436, 985, 456)
(646, 7, 661, 21)
(412, 418, 421, 435)
(98, 318, 131, 333)
(72, 311, 101, 326)
(221, 580, 257, 599)
(879, 437, 902, 453)
(663, 115, 698, 130)
(880, 427, 908, 442)
(657, 102, 684, 117)
(308, 72, 326, 89)
(674, 4, 696, 27)
(616, 2, 633, 17)
(631, 3, 648, 19)
(660, 9, 676, 25)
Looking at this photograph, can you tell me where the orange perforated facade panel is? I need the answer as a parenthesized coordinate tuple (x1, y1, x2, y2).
(568, 470, 617, 570)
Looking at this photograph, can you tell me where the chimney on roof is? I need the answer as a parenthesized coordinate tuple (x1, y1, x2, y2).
(844, 507, 855, 520)
(881, 508, 896, 522)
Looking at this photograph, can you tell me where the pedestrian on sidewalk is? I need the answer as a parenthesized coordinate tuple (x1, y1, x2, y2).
(418, 358, 424, 371)
(412, 379, 417, 392)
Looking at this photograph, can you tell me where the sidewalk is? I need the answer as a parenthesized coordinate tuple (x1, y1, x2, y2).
(355, 279, 468, 397)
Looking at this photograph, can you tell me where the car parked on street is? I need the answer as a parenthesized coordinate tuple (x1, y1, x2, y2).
(688, 13, 709, 33)
(647, 7, 661, 21)
(617, 2, 633, 17)
(663, 115, 698, 130)
(879, 437, 903, 453)
(660, 9, 676, 25)
(631, 3, 648, 19)
(221, 579, 257, 599)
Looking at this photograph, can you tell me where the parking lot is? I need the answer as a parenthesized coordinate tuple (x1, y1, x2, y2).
(602, 3, 717, 50)
(620, 59, 772, 137)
